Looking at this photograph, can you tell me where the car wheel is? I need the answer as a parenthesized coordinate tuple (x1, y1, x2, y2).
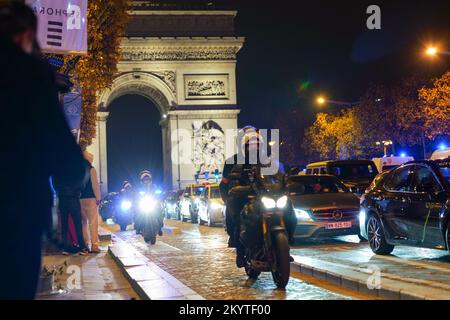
(367, 215, 394, 255)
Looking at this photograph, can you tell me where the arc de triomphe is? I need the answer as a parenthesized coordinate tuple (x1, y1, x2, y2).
(86, 3, 244, 195)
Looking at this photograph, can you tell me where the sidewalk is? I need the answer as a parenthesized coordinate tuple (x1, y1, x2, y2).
(290, 242, 450, 300)
(38, 230, 139, 300)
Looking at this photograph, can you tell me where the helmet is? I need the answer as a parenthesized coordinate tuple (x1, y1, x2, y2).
(122, 181, 132, 190)
(139, 170, 152, 184)
(240, 126, 263, 154)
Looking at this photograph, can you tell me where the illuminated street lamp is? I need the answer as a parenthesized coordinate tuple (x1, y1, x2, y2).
(315, 95, 359, 108)
(426, 46, 438, 56)
(376, 140, 393, 157)
(316, 96, 326, 105)
(424, 45, 450, 57)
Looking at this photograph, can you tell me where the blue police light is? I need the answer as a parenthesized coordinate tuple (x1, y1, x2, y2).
(155, 189, 162, 195)
(439, 143, 447, 150)
(400, 152, 406, 157)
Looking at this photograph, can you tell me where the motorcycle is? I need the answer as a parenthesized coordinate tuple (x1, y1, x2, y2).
(134, 191, 164, 244)
(231, 165, 291, 289)
(99, 192, 135, 231)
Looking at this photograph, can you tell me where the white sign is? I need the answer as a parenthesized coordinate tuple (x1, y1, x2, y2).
(26, 0, 87, 54)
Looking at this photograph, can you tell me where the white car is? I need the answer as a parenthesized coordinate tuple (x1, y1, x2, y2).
(197, 184, 224, 226)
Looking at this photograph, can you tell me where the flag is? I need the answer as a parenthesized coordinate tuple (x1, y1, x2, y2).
(25, 0, 87, 54)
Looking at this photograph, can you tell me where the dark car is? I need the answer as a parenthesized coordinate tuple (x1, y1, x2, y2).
(306, 160, 379, 196)
(163, 190, 184, 220)
(360, 159, 450, 255)
(287, 175, 362, 240)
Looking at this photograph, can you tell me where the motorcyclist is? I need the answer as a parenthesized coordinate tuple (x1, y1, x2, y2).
(139, 170, 154, 194)
(220, 127, 296, 268)
(220, 126, 257, 249)
(138, 170, 164, 236)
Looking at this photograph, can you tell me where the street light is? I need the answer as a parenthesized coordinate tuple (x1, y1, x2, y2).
(376, 140, 393, 157)
(316, 96, 326, 105)
(426, 46, 438, 56)
(424, 45, 450, 57)
(315, 95, 358, 108)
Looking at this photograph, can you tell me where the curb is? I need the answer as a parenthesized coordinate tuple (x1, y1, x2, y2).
(162, 226, 182, 235)
(290, 258, 450, 300)
(109, 236, 204, 300)
(98, 226, 112, 242)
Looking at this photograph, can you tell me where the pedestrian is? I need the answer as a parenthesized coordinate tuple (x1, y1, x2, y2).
(53, 165, 89, 256)
(0, 1, 86, 299)
(80, 151, 102, 253)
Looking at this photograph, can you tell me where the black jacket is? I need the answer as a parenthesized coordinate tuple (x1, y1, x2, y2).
(0, 36, 86, 229)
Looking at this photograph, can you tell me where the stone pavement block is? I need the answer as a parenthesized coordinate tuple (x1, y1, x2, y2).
(109, 245, 135, 259)
(312, 268, 327, 281)
(140, 282, 183, 300)
(119, 257, 148, 267)
(326, 271, 342, 287)
(300, 264, 313, 276)
(126, 265, 161, 282)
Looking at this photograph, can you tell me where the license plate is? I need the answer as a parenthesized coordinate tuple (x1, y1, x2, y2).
(325, 221, 352, 229)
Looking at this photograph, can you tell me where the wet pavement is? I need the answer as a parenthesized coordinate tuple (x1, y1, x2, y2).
(112, 220, 371, 300)
(290, 235, 450, 295)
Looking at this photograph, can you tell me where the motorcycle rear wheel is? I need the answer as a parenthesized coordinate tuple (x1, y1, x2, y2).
(271, 232, 290, 289)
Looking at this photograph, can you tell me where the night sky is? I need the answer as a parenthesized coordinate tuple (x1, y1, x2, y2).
(107, 0, 449, 190)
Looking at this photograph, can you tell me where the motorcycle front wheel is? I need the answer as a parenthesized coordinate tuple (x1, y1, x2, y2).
(271, 231, 290, 289)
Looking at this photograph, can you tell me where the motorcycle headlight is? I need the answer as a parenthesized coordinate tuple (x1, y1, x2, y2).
(139, 196, 157, 214)
(276, 196, 288, 208)
(121, 200, 132, 211)
(261, 197, 276, 209)
(210, 202, 223, 210)
(295, 208, 312, 221)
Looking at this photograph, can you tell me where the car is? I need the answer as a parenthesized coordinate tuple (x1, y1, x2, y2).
(360, 158, 450, 255)
(163, 190, 184, 220)
(286, 175, 362, 240)
(197, 184, 224, 226)
(305, 160, 379, 196)
(179, 183, 207, 223)
(430, 147, 450, 160)
(372, 155, 414, 173)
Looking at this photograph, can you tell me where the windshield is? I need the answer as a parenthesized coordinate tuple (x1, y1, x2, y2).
(329, 163, 377, 179)
(210, 187, 221, 199)
(287, 176, 349, 195)
(193, 186, 205, 196)
(437, 161, 450, 184)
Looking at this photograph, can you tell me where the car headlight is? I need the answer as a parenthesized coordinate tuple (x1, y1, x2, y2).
(294, 208, 312, 221)
(261, 197, 276, 209)
(276, 195, 288, 208)
(139, 196, 157, 213)
(120, 200, 132, 211)
(359, 208, 366, 224)
(210, 202, 223, 210)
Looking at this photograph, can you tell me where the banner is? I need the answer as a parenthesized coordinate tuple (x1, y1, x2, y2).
(25, 0, 87, 54)
(63, 92, 82, 143)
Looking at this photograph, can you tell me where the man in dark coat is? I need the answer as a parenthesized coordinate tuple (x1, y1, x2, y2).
(0, 1, 86, 299)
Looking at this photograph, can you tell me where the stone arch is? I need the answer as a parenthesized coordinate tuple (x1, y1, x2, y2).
(90, 72, 177, 195)
(99, 72, 176, 113)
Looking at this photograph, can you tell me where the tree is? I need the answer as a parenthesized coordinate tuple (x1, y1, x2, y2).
(354, 84, 396, 157)
(419, 71, 450, 139)
(302, 108, 363, 161)
(65, 0, 129, 149)
(391, 76, 429, 157)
